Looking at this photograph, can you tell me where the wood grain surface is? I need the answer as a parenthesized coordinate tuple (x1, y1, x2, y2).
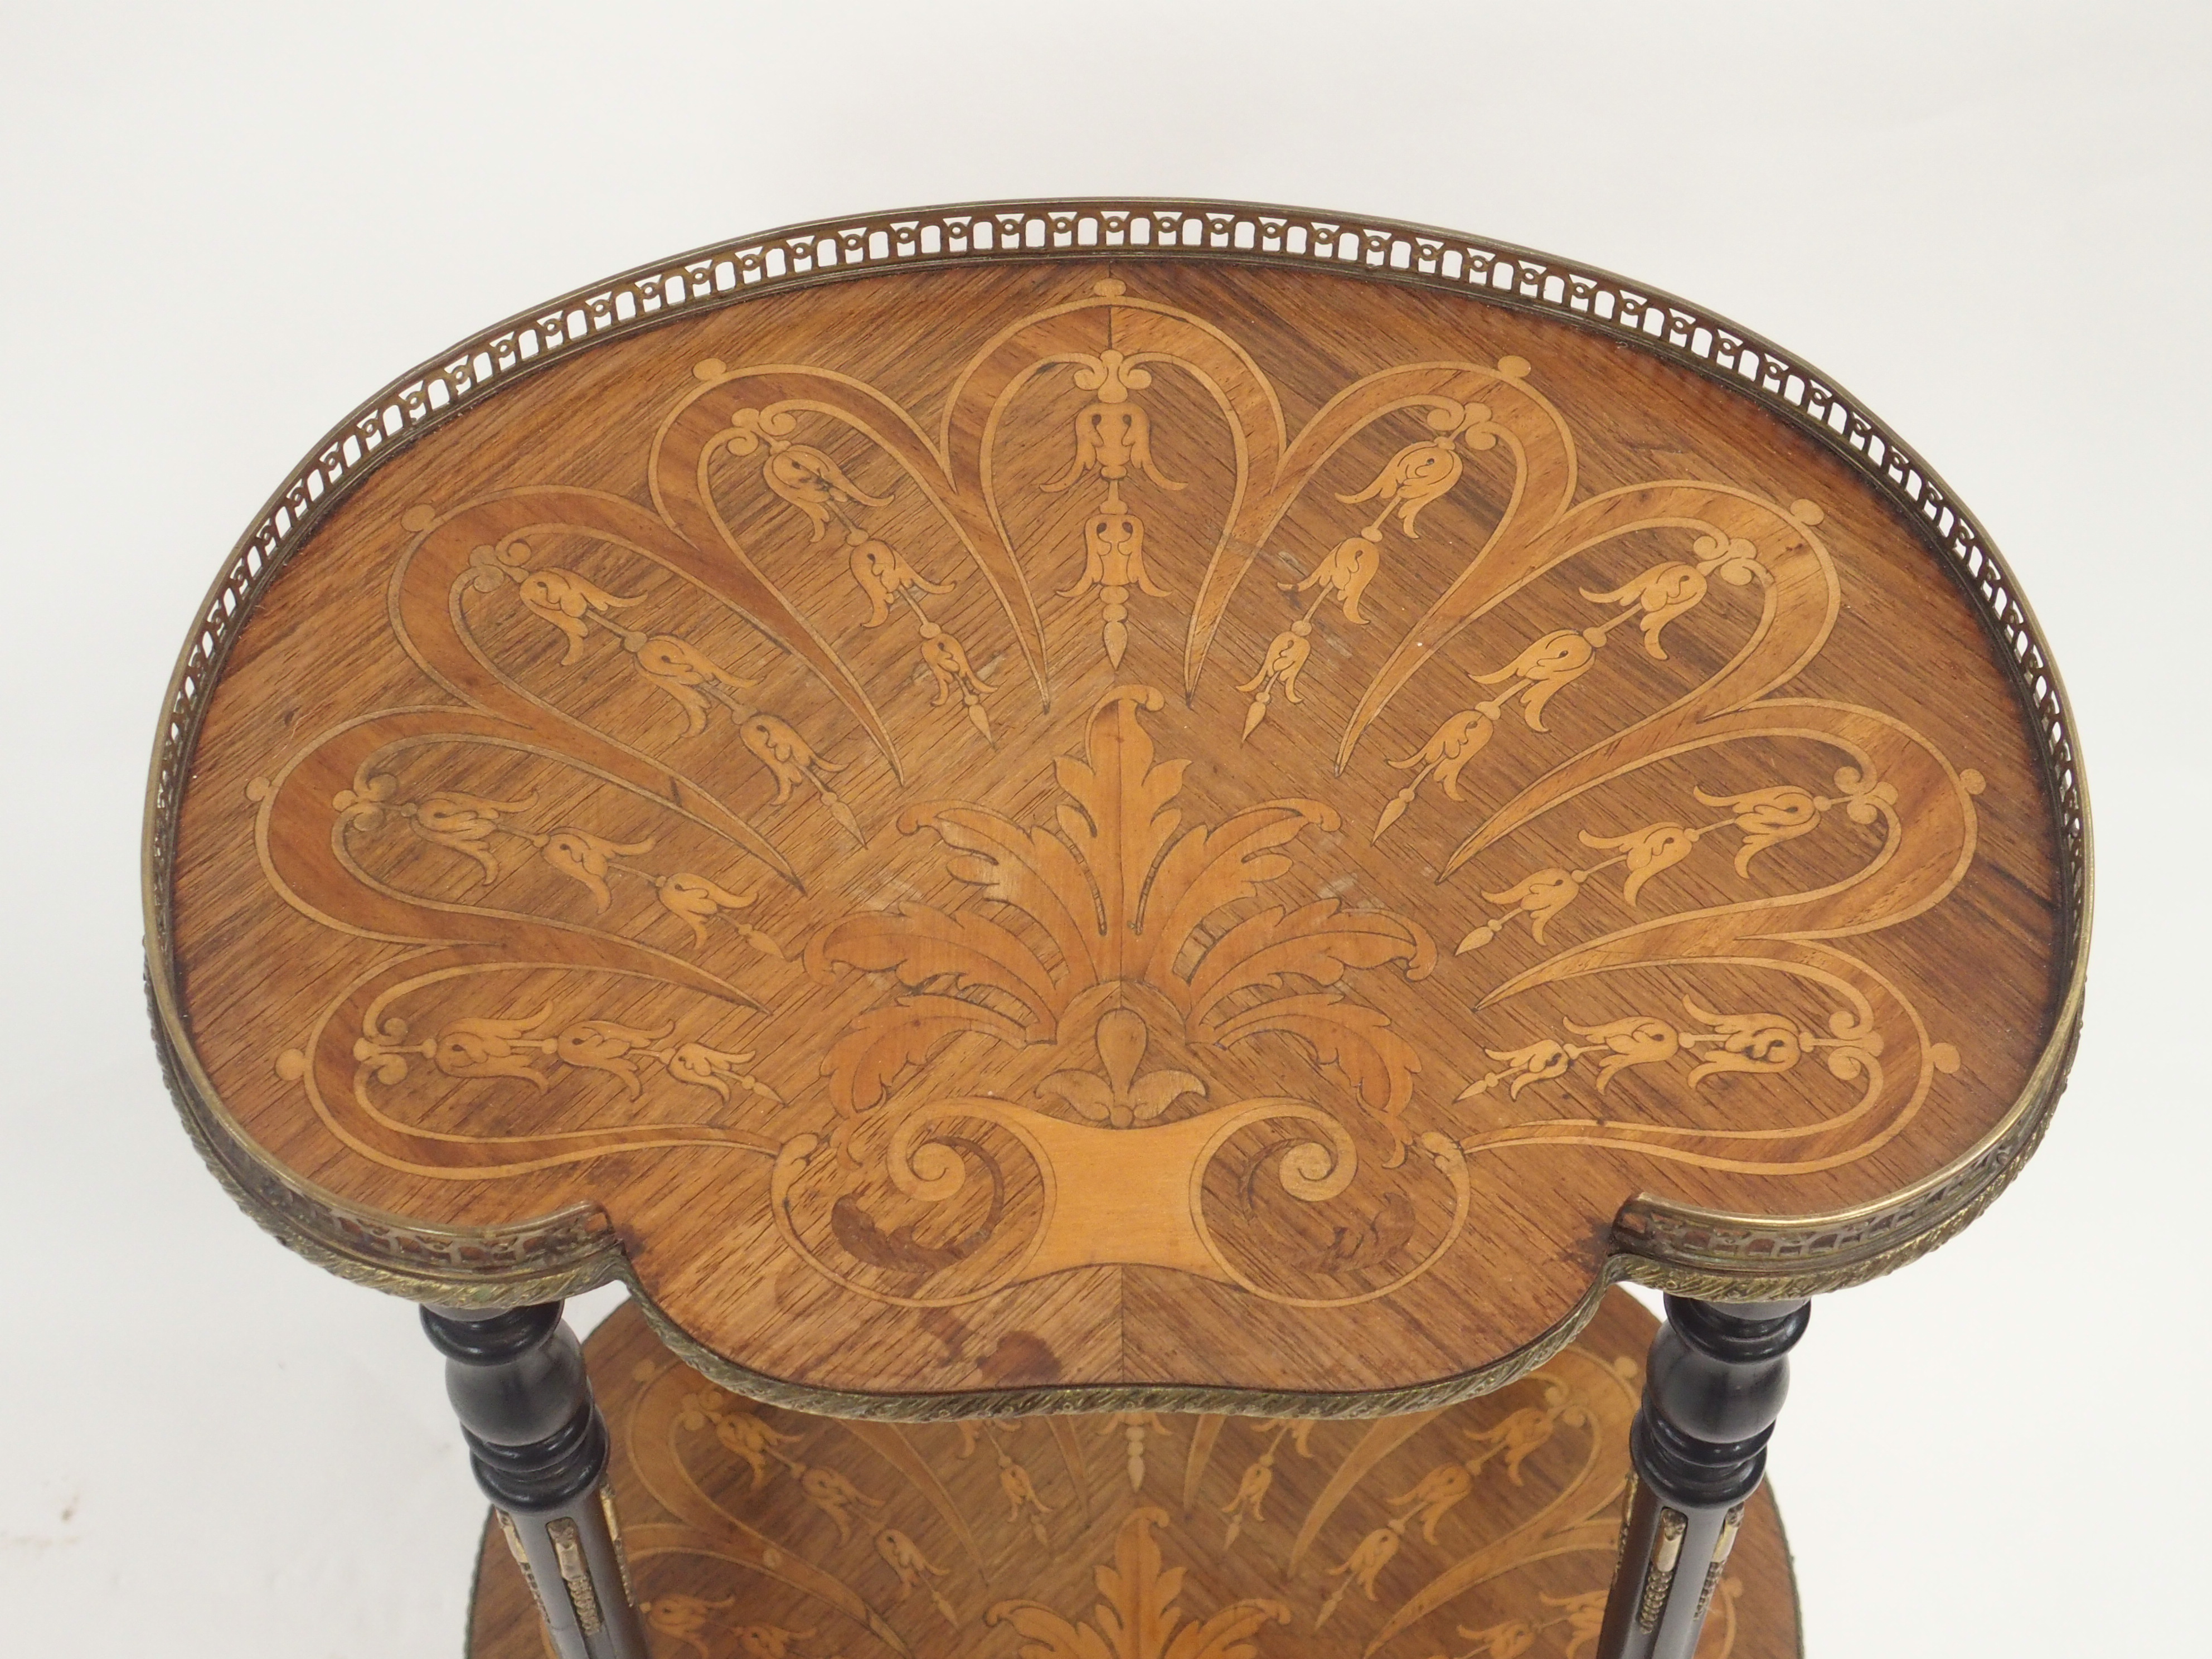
(468, 1290, 1798, 1659)
(159, 251, 2065, 1407)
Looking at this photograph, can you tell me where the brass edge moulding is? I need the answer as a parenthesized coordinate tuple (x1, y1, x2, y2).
(623, 1260, 1627, 1423)
(141, 197, 2092, 1352)
(1612, 977, 2085, 1293)
(147, 976, 621, 1307)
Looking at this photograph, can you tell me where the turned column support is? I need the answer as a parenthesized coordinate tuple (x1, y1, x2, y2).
(1593, 1296, 1810, 1659)
(423, 1302, 648, 1659)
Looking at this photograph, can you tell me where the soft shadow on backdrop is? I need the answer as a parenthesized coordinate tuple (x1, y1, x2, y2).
(2, 4, 2203, 1653)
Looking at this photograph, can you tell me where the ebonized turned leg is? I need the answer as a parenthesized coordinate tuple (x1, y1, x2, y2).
(423, 1302, 648, 1659)
(1593, 1296, 1810, 1659)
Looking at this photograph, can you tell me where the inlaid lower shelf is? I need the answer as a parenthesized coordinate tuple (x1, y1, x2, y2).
(467, 1288, 1798, 1658)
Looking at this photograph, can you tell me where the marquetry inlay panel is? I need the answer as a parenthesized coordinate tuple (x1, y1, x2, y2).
(152, 207, 2080, 1411)
(468, 1291, 1798, 1659)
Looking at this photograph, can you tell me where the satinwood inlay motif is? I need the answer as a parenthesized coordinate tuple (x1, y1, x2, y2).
(157, 241, 2072, 1406)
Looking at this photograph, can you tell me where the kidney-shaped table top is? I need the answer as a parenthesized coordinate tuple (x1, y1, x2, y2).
(147, 202, 2085, 1417)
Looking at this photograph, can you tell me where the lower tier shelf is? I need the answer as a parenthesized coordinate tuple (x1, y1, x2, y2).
(469, 1289, 1799, 1658)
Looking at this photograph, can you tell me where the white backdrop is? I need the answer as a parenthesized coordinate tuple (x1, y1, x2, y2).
(3, 4, 2204, 1653)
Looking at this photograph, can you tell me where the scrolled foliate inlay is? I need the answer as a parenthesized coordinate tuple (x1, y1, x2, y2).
(153, 225, 2077, 1407)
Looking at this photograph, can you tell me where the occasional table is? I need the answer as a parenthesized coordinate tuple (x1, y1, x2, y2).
(145, 201, 2087, 1659)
